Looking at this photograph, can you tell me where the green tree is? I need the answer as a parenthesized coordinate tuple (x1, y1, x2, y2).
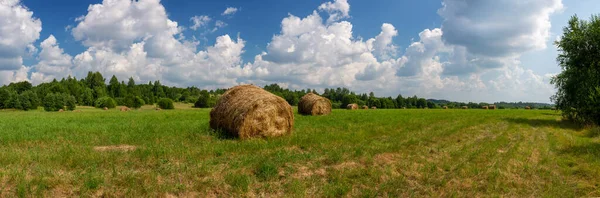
(20, 90, 40, 110)
(552, 15, 600, 125)
(194, 93, 210, 108)
(157, 98, 174, 109)
(108, 75, 120, 98)
(80, 88, 95, 106)
(95, 97, 117, 109)
(64, 94, 77, 111)
(43, 93, 64, 111)
(0, 88, 10, 109)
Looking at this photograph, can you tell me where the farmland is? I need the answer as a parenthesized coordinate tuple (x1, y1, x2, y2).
(0, 106, 599, 197)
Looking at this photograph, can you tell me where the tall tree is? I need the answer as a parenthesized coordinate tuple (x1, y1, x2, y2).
(552, 15, 600, 125)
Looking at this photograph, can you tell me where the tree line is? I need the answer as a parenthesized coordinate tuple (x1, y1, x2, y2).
(0, 71, 553, 111)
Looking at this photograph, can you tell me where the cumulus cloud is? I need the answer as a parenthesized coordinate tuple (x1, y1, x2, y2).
(367, 23, 398, 60)
(438, 0, 563, 75)
(221, 7, 238, 16)
(0, 0, 41, 71)
(30, 35, 74, 84)
(0, 66, 29, 85)
(71, 0, 181, 52)
(190, 15, 211, 30)
(66, 0, 247, 88)
(318, 0, 350, 24)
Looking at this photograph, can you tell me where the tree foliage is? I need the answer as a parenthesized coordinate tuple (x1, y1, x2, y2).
(157, 98, 174, 109)
(95, 97, 117, 109)
(551, 15, 600, 125)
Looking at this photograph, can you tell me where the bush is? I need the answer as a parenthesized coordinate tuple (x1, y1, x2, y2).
(125, 95, 145, 109)
(194, 94, 209, 108)
(157, 98, 174, 109)
(65, 95, 77, 111)
(95, 97, 117, 109)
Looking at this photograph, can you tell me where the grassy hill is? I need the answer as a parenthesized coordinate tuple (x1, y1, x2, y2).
(0, 106, 598, 197)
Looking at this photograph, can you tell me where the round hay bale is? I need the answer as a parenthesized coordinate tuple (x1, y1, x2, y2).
(461, 106, 469, 109)
(103, 107, 108, 111)
(482, 106, 489, 110)
(120, 107, 130, 112)
(443, 106, 448, 109)
(155, 108, 162, 111)
(371, 106, 377, 109)
(525, 106, 531, 110)
(346, 103, 358, 110)
(489, 105, 497, 110)
(58, 109, 64, 112)
(298, 93, 331, 116)
(209, 85, 294, 139)
(362, 105, 369, 110)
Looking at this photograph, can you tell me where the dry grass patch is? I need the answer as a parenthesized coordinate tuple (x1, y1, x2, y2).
(93, 145, 137, 152)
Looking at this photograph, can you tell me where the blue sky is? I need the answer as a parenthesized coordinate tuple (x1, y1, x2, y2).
(0, 0, 598, 103)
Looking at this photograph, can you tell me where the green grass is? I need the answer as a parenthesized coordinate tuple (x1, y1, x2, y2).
(0, 105, 599, 197)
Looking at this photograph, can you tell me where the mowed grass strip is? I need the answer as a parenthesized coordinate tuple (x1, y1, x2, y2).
(0, 107, 599, 197)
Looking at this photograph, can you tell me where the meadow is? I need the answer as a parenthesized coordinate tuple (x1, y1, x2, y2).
(0, 105, 599, 197)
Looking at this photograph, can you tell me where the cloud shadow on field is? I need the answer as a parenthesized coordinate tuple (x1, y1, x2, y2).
(502, 118, 583, 131)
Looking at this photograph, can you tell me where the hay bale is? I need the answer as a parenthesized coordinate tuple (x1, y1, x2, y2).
(462, 106, 469, 109)
(489, 105, 496, 110)
(155, 108, 162, 111)
(298, 93, 331, 116)
(551, 107, 557, 111)
(482, 106, 489, 110)
(525, 106, 531, 110)
(371, 106, 377, 109)
(103, 107, 108, 110)
(58, 109, 64, 112)
(120, 107, 130, 112)
(362, 105, 369, 110)
(443, 106, 448, 109)
(209, 85, 294, 139)
(346, 103, 358, 110)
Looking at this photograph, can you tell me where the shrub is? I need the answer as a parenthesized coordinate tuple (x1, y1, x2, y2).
(131, 96, 145, 109)
(95, 97, 117, 109)
(157, 98, 174, 109)
(194, 94, 209, 108)
(64, 95, 77, 111)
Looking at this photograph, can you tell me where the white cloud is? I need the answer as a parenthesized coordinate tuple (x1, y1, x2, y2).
(0, 66, 29, 85)
(66, 0, 247, 89)
(367, 23, 398, 60)
(0, 0, 41, 71)
(71, 0, 181, 52)
(221, 7, 238, 16)
(190, 15, 211, 30)
(438, 0, 563, 58)
(318, 0, 350, 23)
(30, 35, 74, 84)
(211, 20, 228, 33)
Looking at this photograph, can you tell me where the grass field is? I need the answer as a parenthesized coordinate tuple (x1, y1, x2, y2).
(0, 105, 599, 197)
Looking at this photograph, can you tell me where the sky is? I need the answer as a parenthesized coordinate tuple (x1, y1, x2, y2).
(0, 0, 597, 103)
